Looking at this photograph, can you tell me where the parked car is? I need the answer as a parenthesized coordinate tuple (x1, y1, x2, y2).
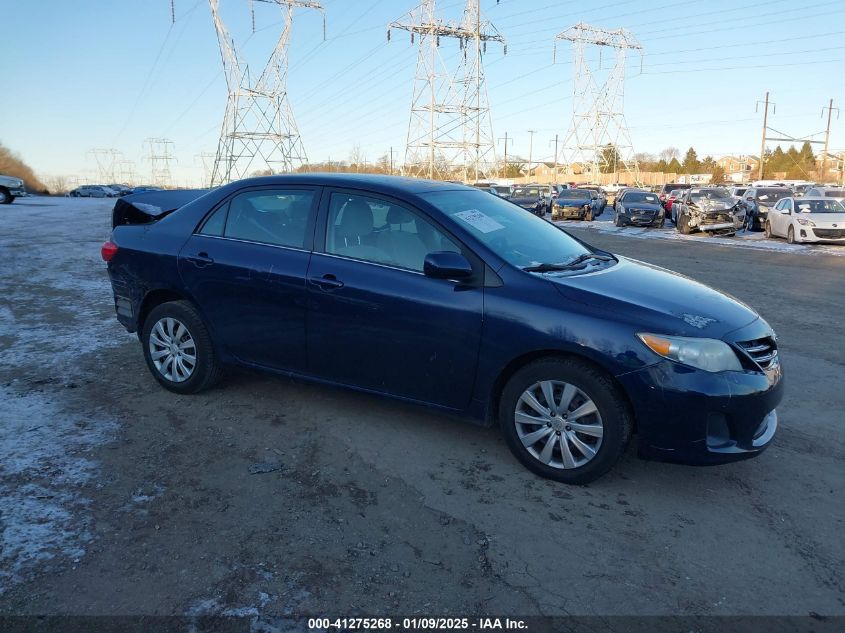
(509, 185, 547, 216)
(101, 174, 783, 484)
(131, 186, 166, 195)
(613, 189, 664, 227)
(0, 174, 26, 204)
(673, 187, 745, 236)
(108, 184, 134, 196)
(550, 189, 598, 221)
(578, 185, 607, 212)
(764, 196, 845, 244)
(489, 185, 512, 199)
(658, 182, 692, 206)
(728, 186, 750, 202)
(737, 187, 792, 231)
(69, 185, 119, 198)
(805, 186, 845, 202)
(663, 189, 683, 217)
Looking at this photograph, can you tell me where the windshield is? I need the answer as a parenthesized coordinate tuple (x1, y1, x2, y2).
(420, 190, 591, 269)
(512, 187, 541, 197)
(756, 189, 790, 203)
(689, 188, 732, 203)
(795, 199, 845, 214)
(557, 190, 590, 200)
(624, 192, 659, 204)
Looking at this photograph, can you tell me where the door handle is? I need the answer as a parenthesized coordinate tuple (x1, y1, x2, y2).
(309, 274, 344, 291)
(187, 252, 214, 268)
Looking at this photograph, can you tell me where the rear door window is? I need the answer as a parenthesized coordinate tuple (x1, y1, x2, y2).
(199, 189, 318, 249)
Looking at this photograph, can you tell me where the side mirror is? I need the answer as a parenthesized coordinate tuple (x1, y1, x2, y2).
(424, 251, 473, 280)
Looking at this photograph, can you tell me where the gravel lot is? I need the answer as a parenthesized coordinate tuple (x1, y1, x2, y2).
(1, 196, 843, 620)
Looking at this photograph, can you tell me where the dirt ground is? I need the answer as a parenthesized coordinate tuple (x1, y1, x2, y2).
(1, 197, 843, 621)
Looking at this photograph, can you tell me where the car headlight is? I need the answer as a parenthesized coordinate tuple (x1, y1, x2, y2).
(638, 333, 742, 372)
(796, 217, 815, 227)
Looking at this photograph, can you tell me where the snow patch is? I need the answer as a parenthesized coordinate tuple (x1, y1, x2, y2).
(0, 387, 117, 594)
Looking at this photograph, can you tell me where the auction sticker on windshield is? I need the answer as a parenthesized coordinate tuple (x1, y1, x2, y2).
(453, 209, 505, 233)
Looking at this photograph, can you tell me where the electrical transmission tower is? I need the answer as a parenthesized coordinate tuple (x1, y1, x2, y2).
(195, 152, 217, 188)
(389, 0, 505, 181)
(555, 23, 642, 184)
(144, 138, 176, 188)
(207, 0, 325, 186)
(88, 148, 123, 183)
(118, 160, 138, 186)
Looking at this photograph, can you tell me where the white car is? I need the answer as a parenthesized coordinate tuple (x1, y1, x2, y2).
(765, 196, 845, 244)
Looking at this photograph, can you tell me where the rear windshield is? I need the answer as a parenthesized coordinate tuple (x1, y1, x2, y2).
(824, 190, 845, 198)
(512, 187, 540, 197)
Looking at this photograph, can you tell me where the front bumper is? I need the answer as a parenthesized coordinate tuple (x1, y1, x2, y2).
(9, 188, 26, 197)
(803, 227, 845, 242)
(552, 206, 588, 219)
(616, 322, 784, 465)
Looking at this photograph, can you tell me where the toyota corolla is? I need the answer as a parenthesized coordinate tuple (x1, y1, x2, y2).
(103, 174, 783, 484)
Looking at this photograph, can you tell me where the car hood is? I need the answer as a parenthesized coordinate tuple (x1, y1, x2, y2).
(620, 202, 661, 211)
(548, 256, 759, 338)
(556, 198, 591, 206)
(690, 198, 737, 211)
(799, 212, 845, 226)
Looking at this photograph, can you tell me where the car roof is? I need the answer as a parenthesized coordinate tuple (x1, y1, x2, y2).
(220, 173, 471, 196)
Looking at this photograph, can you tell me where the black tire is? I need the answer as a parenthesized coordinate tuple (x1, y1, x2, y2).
(787, 225, 795, 244)
(678, 213, 691, 235)
(498, 357, 633, 485)
(764, 221, 773, 239)
(656, 217, 665, 228)
(141, 300, 223, 394)
(585, 210, 593, 222)
(0, 189, 10, 204)
(614, 211, 624, 227)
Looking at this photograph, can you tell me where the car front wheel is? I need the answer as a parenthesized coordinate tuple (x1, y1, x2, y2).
(787, 225, 796, 244)
(678, 213, 691, 234)
(141, 300, 223, 394)
(499, 358, 633, 484)
(0, 189, 10, 204)
(764, 221, 773, 238)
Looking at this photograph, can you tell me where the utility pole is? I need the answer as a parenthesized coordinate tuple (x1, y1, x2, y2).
(821, 98, 838, 181)
(498, 132, 509, 178)
(527, 130, 536, 182)
(756, 92, 775, 180)
(389, 146, 394, 175)
(549, 134, 559, 183)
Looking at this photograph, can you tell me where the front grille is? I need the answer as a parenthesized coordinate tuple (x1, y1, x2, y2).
(813, 228, 845, 239)
(737, 337, 778, 370)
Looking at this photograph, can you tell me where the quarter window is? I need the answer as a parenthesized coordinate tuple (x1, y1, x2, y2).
(325, 192, 459, 272)
(200, 189, 316, 249)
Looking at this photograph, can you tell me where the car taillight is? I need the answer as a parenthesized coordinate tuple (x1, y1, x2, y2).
(101, 241, 118, 262)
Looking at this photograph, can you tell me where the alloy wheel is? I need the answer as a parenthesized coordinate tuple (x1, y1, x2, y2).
(148, 317, 197, 383)
(514, 380, 604, 469)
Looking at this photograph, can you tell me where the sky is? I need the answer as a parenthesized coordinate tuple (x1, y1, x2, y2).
(2, 0, 844, 187)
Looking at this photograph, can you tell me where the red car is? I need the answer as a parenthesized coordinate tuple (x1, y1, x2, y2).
(663, 189, 684, 218)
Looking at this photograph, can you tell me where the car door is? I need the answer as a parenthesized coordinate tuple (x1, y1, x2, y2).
(771, 199, 788, 236)
(178, 186, 320, 371)
(305, 189, 484, 409)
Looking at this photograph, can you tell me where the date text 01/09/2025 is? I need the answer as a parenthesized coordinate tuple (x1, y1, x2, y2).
(307, 618, 528, 630)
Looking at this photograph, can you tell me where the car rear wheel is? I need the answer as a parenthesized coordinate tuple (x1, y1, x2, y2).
(787, 225, 796, 244)
(499, 358, 632, 484)
(141, 300, 223, 394)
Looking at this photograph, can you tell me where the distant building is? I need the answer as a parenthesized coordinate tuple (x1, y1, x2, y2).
(716, 155, 758, 182)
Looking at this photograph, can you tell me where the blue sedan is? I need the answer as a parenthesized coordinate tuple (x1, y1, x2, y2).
(102, 174, 783, 484)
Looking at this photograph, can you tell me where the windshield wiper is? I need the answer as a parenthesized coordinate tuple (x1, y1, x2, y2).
(523, 253, 614, 272)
